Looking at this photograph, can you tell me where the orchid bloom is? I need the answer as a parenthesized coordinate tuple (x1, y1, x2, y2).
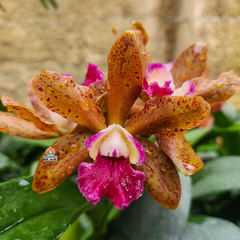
(28, 32, 210, 210)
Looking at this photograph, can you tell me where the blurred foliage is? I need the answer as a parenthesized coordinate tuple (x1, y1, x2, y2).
(1, 101, 240, 239)
(40, 0, 58, 9)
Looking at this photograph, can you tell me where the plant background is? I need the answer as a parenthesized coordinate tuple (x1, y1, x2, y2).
(1, 0, 240, 239)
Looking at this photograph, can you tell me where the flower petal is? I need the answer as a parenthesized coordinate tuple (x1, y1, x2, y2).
(107, 32, 143, 126)
(146, 63, 173, 86)
(192, 71, 240, 105)
(77, 155, 146, 209)
(165, 61, 174, 72)
(131, 22, 151, 77)
(32, 126, 93, 193)
(82, 63, 104, 86)
(0, 111, 59, 139)
(171, 42, 207, 89)
(86, 124, 145, 165)
(28, 78, 52, 121)
(2, 94, 59, 134)
(125, 96, 210, 136)
(143, 80, 174, 97)
(156, 133, 203, 175)
(89, 81, 107, 101)
(135, 137, 181, 209)
(173, 80, 195, 96)
(128, 97, 145, 118)
(131, 22, 148, 46)
(31, 70, 107, 133)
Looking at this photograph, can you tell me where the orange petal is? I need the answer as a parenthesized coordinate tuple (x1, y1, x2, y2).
(28, 78, 52, 121)
(89, 81, 107, 101)
(125, 96, 210, 136)
(128, 97, 145, 118)
(135, 137, 181, 209)
(131, 22, 151, 78)
(107, 31, 143, 126)
(192, 71, 240, 105)
(171, 42, 207, 89)
(0, 111, 59, 139)
(132, 22, 149, 46)
(156, 133, 203, 176)
(2, 94, 59, 134)
(31, 70, 107, 133)
(32, 126, 93, 193)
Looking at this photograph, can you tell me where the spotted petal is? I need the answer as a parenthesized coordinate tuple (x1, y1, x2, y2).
(107, 32, 143, 126)
(0, 111, 59, 139)
(28, 78, 52, 121)
(131, 22, 151, 77)
(89, 81, 107, 101)
(2, 94, 59, 134)
(77, 155, 146, 209)
(32, 126, 93, 193)
(31, 70, 107, 133)
(156, 133, 203, 176)
(135, 137, 181, 209)
(171, 42, 207, 89)
(192, 71, 240, 105)
(125, 96, 210, 136)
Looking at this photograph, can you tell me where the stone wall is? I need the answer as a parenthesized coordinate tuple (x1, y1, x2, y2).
(0, 0, 240, 107)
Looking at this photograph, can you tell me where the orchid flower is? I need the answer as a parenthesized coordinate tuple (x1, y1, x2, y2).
(28, 32, 210, 210)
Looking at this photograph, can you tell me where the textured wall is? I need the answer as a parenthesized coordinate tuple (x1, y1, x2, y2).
(0, 0, 171, 106)
(0, 0, 240, 107)
(173, 0, 240, 107)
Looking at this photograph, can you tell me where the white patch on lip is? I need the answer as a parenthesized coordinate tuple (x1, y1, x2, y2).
(99, 130, 129, 158)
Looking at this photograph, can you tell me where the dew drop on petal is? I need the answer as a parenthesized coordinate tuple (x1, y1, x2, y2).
(69, 142, 80, 152)
(79, 99, 90, 111)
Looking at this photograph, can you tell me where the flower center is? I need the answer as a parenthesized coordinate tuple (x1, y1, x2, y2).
(99, 130, 129, 158)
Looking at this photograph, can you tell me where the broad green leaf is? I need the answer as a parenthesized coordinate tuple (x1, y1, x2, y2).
(0, 175, 90, 240)
(107, 173, 191, 240)
(11, 136, 60, 148)
(0, 152, 21, 182)
(196, 151, 219, 161)
(181, 215, 240, 240)
(86, 197, 116, 239)
(192, 156, 240, 199)
(192, 156, 240, 182)
(185, 128, 212, 146)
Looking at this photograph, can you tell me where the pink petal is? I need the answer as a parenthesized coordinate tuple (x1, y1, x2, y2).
(77, 155, 146, 209)
(164, 61, 175, 72)
(146, 63, 173, 86)
(143, 81, 174, 97)
(173, 80, 195, 96)
(82, 63, 104, 86)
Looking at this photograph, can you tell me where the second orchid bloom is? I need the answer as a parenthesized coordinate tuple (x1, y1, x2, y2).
(28, 32, 211, 209)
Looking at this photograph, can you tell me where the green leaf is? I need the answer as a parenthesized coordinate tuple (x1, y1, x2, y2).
(107, 173, 191, 240)
(0, 175, 90, 240)
(181, 215, 240, 240)
(10, 136, 60, 148)
(192, 156, 240, 199)
(185, 128, 212, 147)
